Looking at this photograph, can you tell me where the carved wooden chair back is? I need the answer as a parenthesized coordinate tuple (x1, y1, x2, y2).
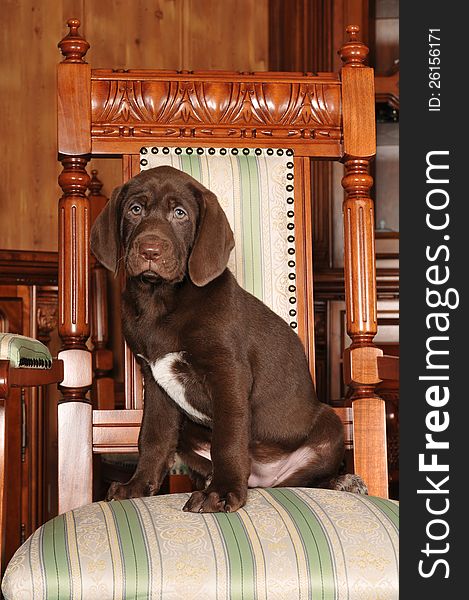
(55, 20, 387, 516)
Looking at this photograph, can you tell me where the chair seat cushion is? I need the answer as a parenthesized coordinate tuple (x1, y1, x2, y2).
(2, 488, 399, 599)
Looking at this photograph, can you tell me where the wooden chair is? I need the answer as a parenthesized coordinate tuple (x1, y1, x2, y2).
(2, 20, 398, 599)
(55, 18, 387, 512)
(0, 360, 63, 574)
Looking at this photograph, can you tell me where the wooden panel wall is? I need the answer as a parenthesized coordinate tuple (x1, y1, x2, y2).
(269, 0, 336, 271)
(0, 0, 268, 252)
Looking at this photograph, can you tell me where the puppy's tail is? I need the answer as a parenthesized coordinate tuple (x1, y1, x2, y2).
(326, 473, 368, 494)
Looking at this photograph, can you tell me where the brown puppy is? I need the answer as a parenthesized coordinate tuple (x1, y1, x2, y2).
(91, 165, 363, 513)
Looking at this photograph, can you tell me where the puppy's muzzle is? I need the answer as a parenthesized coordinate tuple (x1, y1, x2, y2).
(138, 237, 170, 263)
(128, 234, 181, 282)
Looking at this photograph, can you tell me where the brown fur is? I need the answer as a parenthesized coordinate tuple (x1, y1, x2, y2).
(91, 166, 351, 513)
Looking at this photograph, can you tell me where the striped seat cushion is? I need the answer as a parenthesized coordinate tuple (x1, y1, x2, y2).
(2, 488, 399, 599)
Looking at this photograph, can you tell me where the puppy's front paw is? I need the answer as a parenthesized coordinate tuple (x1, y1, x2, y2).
(106, 479, 158, 501)
(182, 484, 247, 513)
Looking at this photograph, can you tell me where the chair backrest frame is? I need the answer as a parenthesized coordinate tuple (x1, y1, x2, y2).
(56, 20, 387, 513)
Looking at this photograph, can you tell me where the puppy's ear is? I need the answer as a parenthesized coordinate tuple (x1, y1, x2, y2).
(90, 184, 125, 274)
(188, 184, 234, 287)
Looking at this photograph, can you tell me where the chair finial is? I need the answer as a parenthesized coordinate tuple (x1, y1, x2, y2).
(339, 25, 369, 67)
(89, 170, 104, 195)
(58, 18, 90, 63)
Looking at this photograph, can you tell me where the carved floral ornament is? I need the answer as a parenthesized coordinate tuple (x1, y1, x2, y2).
(37, 304, 58, 335)
(91, 76, 342, 140)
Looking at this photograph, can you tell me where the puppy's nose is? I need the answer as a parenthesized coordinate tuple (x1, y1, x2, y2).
(138, 239, 168, 262)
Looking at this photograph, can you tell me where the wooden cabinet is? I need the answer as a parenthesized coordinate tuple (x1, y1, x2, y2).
(0, 251, 59, 566)
(373, 0, 399, 250)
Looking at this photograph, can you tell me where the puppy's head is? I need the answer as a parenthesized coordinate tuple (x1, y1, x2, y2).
(90, 166, 234, 287)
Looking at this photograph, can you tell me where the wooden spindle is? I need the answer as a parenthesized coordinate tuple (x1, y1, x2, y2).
(89, 170, 109, 352)
(57, 155, 93, 512)
(339, 26, 388, 497)
(56, 19, 94, 513)
(89, 170, 115, 410)
(339, 25, 381, 397)
(58, 156, 91, 350)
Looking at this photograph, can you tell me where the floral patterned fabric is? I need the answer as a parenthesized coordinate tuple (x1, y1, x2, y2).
(2, 488, 399, 599)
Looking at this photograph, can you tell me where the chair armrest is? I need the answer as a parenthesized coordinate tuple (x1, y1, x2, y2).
(377, 355, 399, 382)
(0, 359, 64, 395)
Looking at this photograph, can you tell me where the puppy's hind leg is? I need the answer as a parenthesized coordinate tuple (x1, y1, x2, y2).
(187, 466, 211, 491)
(177, 422, 213, 492)
(277, 404, 368, 494)
(176, 448, 213, 488)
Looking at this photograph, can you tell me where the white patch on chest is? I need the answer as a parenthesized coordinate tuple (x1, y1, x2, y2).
(149, 352, 210, 425)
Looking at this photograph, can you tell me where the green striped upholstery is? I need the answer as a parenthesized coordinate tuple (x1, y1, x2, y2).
(0, 333, 53, 369)
(140, 147, 298, 330)
(2, 488, 399, 599)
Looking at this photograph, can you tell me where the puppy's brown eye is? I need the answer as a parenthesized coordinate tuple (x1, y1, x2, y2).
(129, 204, 142, 216)
(174, 207, 188, 220)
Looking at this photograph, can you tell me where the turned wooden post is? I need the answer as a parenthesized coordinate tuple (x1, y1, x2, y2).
(57, 19, 93, 513)
(339, 26, 388, 498)
(89, 170, 115, 410)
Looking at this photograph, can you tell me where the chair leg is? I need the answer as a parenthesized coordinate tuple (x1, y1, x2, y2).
(352, 396, 388, 498)
(58, 401, 93, 514)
